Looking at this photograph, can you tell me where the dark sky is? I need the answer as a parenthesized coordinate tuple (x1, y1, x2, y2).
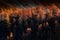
(0, 0, 60, 8)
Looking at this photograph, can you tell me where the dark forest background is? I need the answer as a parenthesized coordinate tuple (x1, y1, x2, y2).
(0, 0, 60, 8)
